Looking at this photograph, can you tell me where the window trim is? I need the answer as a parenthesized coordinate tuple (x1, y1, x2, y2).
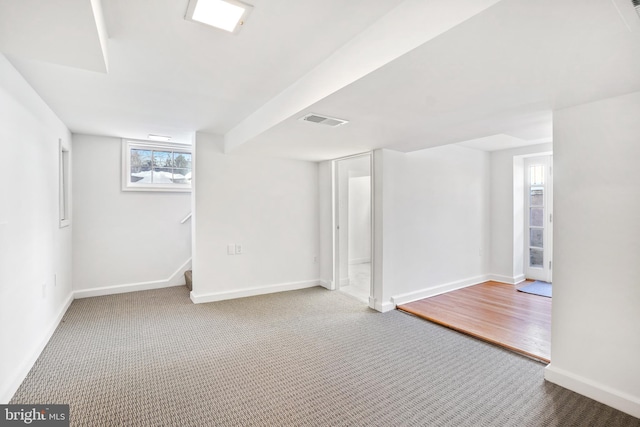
(122, 139, 192, 192)
(59, 138, 71, 228)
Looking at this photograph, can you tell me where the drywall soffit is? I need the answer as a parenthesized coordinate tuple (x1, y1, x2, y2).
(0, 0, 109, 73)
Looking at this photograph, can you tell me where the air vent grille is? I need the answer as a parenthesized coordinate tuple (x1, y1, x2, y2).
(299, 113, 349, 127)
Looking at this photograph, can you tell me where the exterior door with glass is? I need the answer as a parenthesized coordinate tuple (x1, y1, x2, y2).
(524, 156, 553, 282)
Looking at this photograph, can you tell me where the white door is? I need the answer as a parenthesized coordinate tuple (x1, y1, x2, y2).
(524, 156, 553, 282)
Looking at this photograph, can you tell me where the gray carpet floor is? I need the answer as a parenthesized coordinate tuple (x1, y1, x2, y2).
(11, 286, 640, 426)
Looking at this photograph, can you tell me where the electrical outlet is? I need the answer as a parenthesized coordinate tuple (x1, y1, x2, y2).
(42, 283, 46, 298)
(227, 244, 235, 255)
(314, 256, 318, 263)
(235, 244, 243, 254)
(54, 274, 57, 287)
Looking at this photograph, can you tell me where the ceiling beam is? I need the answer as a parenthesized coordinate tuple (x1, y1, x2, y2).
(224, 0, 504, 153)
(0, 0, 109, 73)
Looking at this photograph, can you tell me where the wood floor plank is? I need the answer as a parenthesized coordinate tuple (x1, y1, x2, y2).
(397, 281, 551, 363)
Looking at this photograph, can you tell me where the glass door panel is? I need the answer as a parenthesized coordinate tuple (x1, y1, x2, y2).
(524, 156, 553, 282)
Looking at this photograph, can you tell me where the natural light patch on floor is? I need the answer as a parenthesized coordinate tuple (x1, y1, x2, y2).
(339, 262, 370, 303)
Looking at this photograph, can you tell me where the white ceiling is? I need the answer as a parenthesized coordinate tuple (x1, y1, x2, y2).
(4, 0, 405, 143)
(0, 0, 109, 73)
(230, 0, 640, 160)
(3, 0, 640, 158)
(456, 134, 551, 153)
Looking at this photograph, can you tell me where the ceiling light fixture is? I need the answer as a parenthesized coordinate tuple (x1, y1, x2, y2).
(148, 134, 172, 142)
(633, 0, 640, 17)
(185, 0, 253, 33)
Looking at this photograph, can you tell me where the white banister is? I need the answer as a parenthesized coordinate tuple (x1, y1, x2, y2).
(180, 212, 192, 224)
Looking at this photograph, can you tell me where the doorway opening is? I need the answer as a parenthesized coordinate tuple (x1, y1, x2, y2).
(523, 155, 553, 283)
(398, 148, 555, 362)
(333, 153, 373, 304)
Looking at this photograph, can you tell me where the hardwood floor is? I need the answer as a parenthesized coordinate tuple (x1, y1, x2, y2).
(397, 281, 551, 363)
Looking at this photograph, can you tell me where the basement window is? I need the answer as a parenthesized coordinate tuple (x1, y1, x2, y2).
(122, 140, 192, 192)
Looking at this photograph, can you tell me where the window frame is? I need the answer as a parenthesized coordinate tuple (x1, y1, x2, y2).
(59, 138, 71, 228)
(121, 139, 192, 192)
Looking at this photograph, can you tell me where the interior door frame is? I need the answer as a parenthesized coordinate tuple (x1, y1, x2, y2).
(332, 152, 375, 306)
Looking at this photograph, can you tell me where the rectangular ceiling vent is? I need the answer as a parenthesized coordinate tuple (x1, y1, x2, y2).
(299, 113, 349, 127)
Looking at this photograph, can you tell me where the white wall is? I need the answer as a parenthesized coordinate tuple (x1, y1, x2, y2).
(363, 146, 491, 311)
(348, 176, 371, 265)
(375, 149, 406, 311)
(0, 54, 73, 403)
(545, 91, 640, 418)
(72, 134, 191, 296)
(191, 133, 320, 302)
(368, 146, 491, 311)
(384, 145, 491, 307)
(489, 143, 553, 283)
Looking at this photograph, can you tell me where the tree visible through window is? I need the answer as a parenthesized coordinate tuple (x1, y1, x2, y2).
(123, 140, 192, 191)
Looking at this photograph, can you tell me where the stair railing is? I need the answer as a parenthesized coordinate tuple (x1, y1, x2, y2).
(180, 212, 192, 224)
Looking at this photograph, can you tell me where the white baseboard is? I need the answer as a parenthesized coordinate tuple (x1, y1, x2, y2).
(368, 296, 394, 313)
(73, 259, 192, 299)
(513, 274, 526, 284)
(545, 364, 640, 418)
(486, 273, 526, 285)
(380, 301, 394, 312)
(167, 259, 192, 286)
(319, 280, 335, 290)
(391, 274, 489, 307)
(349, 258, 370, 265)
(190, 280, 320, 304)
(0, 292, 74, 404)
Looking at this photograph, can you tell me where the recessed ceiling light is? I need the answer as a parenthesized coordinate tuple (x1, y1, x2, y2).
(148, 134, 172, 142)
(185, 0, 253, 33)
